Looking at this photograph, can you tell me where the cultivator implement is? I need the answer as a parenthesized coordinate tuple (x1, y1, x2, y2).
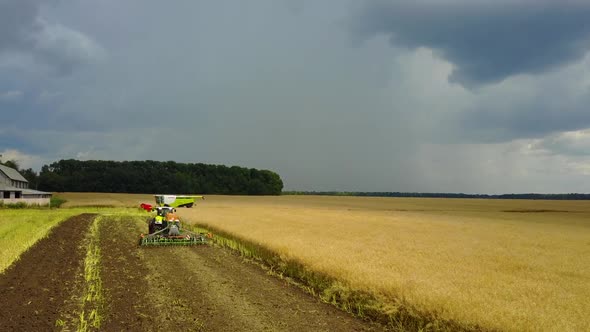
(139, 222, 210, 247)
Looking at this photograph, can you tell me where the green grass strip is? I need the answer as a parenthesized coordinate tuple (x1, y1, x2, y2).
(78, 215, 103, 331)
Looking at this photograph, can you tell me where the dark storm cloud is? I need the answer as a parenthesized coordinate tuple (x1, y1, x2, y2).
(0, 93, 55, 130)
(0, 0, 103, 75)
(353, 0, 590, 86)
(533, 130, 590, 157)
(3, 0, 590, 193)
(437, 50, 590, 144)
(457, 94, 590, 143)
(0, 130, 45, 155)
(0, 0, 42, 49)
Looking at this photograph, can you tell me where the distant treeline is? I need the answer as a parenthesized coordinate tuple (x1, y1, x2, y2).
(35, 159, 283, 195)
(283, 191, 590, 200)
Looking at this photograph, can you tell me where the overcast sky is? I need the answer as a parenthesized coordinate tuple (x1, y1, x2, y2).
(2, 0, 590, 193)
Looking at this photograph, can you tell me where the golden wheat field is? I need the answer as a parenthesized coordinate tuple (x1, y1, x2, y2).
(60, 193, 590, 331)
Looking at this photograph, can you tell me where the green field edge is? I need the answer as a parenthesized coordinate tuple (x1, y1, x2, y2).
(0, 208, 97, 274)
(189, 223, 491, 332)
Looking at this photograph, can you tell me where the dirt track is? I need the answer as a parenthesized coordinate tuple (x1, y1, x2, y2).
(0, 214, 384, 331)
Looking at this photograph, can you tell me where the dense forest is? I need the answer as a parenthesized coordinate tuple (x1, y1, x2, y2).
(283, 191, 590, 200)
(4, 159, 283, 195)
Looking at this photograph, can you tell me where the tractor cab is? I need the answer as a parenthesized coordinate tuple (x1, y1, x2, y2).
(138, 197, 209, 246)
(155, 206, 175, 217)
(149, 207, 176, 234)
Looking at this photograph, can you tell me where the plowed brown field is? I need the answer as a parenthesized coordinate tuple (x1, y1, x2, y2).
(0, 214, 95, 331)
(0, 214, 383, 331)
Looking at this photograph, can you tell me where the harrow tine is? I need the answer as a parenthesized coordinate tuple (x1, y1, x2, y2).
(139, 233, 208, 247)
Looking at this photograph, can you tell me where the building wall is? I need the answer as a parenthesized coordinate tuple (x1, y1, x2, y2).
(13, 180, 27, 188)
(0, 173, 28, 188)
(0, 197, 50, 206)
(0, 172, 10, 186)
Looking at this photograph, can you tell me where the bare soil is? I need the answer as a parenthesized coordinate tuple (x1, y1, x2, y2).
(0, 214, 385, 331)
(103, 216, 385, 331)
(141, 246, 383, 332)
(0, 214, 96, 331)
(99, 216, 157, 331)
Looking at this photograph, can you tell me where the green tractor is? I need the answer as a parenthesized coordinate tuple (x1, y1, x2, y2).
(139, 206, 210, 246)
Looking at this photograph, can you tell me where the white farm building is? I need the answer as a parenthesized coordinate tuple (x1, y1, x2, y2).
(0, 164, 51, 206)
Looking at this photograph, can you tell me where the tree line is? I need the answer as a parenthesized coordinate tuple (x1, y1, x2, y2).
(2, 159, 283, 195)
(4, 159, 589, 199)
(283, 191, 590, 200)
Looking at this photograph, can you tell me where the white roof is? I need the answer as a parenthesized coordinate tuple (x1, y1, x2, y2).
(21, 189, 51, 195)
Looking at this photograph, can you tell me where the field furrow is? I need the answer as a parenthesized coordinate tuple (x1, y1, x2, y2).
(98, 215, 156, 331)
(0, 214, 96, 331)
